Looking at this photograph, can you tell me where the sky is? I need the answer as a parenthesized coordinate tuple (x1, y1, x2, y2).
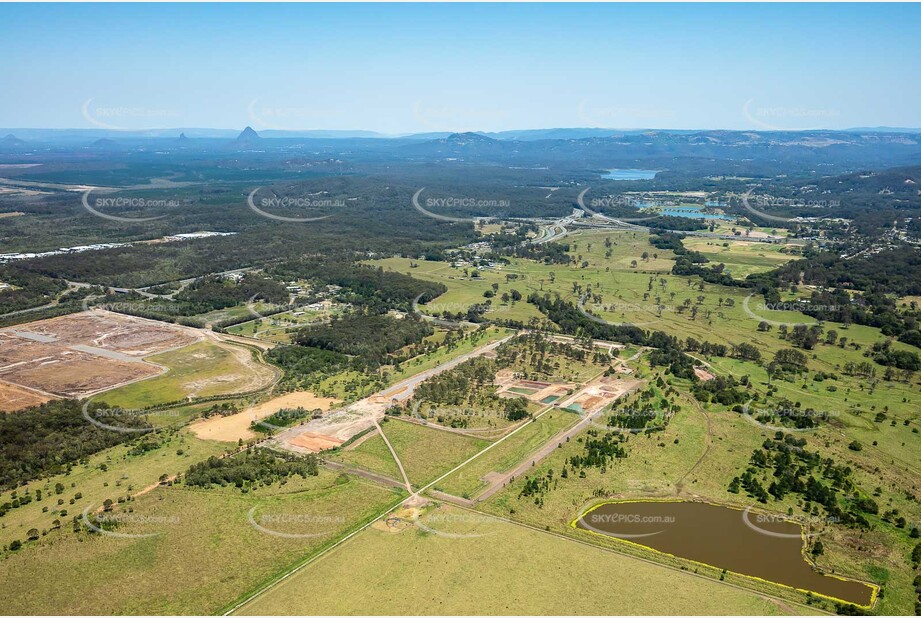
(1, 3, 919, 134)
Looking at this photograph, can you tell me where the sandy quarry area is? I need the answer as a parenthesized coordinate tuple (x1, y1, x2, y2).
(189, 390, 341, 442)
(7, 311, 198, 356)
(288, 432, 345, 452)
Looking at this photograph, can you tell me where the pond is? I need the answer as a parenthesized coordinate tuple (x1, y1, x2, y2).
(574, 500, 876, 607)
(656, 206, 732, 221)
(602, 169, 658, 180)
(627, 201, 732, 221)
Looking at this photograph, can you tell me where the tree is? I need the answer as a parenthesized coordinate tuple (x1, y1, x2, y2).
(811, 541, 824, 557)
(734, 343, 762, 362)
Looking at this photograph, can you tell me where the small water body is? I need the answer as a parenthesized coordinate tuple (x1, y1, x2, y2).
(627, 201, 731, 221)
(575, 500, 875, 607)
(656, 206, 732, 221)
(602, 169, 658, 180)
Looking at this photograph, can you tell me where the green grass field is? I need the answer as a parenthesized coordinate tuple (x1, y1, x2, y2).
(389, 326, 512, 383)
(226, 306, 336, 343)
(0, 428, 227, 548)
(236, 505, 805, 615)
(95, 340, 278, 409)
(369, 257, 546, 324)
(0, 471, 404, 615)
(327, 430, 404, 481)
(436, 409, 580, 498)
(379, 418, 489, 489)
(681, 237, 798, 278)
(477, 359, 920, 614)
(193, 302, 278, 327)
(7, 222, 920, 615)
(365, 227, 921, 614)
(305, 326, 511, 402)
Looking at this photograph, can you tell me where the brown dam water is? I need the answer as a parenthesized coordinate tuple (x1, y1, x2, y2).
(575, 500, 875, 607)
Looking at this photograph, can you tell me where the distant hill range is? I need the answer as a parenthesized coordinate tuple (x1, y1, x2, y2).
(2, 126, 920, 144)
(0, 127, 918, 172)
(846, 127, 921, 133)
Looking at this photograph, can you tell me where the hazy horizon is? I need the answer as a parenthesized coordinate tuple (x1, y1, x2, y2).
(3, 125, 921, 138)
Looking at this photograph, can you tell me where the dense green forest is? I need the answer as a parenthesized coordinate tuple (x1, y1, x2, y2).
(294, 312, 434, 359)
(183, 450, 319, 489)
(0, 266, 67, 314)
(174, 273, 288, 312)
(266, 345, 350, 379)
(0, 400, 150, 491)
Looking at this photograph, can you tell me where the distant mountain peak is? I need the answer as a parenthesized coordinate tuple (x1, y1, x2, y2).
(178, 132, 189, 140)
(237, 126, 260, 141)
(1, 133, 26, 145)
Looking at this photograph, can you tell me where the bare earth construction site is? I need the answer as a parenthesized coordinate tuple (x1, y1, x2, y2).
(0, 311, 200, 407)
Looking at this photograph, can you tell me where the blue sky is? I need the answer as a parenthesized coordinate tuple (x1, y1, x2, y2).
(1, 3, 919, 133)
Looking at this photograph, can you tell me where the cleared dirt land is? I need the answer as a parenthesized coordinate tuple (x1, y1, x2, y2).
(0, 311, 199, 398)
(235, 505, 802, 616)
(10, 310, 198, 355)
(0, 380, 53, 412)
(190, 391, 340, 442)
(558, 374, 642, 415)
